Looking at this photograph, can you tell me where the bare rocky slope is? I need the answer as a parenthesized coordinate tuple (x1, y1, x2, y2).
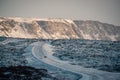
(0, 17, 120, 41)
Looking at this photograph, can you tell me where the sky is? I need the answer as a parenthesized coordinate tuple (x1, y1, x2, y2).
(0, 0, 120, 26)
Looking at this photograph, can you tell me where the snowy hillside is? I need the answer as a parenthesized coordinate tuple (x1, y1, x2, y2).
(0, 17, 120, 41)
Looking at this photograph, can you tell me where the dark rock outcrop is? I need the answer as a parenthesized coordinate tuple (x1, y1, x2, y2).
(0, 66, 53, 80)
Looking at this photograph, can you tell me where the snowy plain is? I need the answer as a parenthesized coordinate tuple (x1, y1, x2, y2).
(31, 41, 120, 80)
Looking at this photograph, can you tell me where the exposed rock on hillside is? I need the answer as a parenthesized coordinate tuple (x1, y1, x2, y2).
(0, 17, 120, 41)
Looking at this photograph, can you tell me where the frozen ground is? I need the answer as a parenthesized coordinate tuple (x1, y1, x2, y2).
(32, 41, 120, 80)
(52, 40, 120, 72)
(0, 37, 120, 80)
(0, 37, 81, 80)
(24, 41, 81, 80)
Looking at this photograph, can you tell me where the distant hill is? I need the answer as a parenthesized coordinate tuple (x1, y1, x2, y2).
(0, 17, 120, 41)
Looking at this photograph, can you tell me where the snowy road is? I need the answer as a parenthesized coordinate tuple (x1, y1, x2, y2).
(31, 42, 120, 80)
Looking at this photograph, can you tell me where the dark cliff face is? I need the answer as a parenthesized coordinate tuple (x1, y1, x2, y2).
(0, 17, 120, 41)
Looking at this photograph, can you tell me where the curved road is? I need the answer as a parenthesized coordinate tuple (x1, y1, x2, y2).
(31, 42, 120, 80)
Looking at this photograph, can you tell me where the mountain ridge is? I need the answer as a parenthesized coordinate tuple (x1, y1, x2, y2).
(0, 17, 120, 41)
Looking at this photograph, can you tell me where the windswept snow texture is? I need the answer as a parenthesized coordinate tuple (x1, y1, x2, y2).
(52, 39, 120, 72)
(0, 37, 81, 80)
(0, 17, 120, 41)
(0, 37, 120, 80)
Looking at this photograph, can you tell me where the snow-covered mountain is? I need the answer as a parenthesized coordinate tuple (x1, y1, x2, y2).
(0, 17, 120, 41)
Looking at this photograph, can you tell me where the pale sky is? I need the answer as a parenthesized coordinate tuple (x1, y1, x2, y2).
(0, 0, 120, 26)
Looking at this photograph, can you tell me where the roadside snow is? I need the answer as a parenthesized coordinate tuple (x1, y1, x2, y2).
(31, 42, 94, 80)
(42, 44, 69, 63)
(31, 42, 120, 80)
